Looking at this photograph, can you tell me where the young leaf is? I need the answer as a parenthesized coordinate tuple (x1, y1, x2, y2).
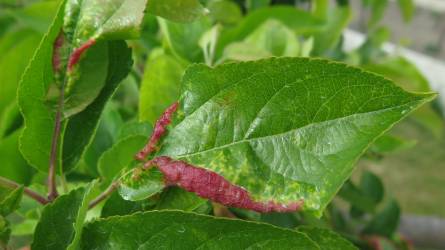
(297, 226, 358, 250)
(158, 57, 434, 215)
(81, 210, 319, 249)
(216, 6, 324, 58)
(31, 183, 96, 250)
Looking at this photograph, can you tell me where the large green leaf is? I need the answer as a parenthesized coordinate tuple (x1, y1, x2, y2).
(31, 184, 96, 250)
(158, 57, 434, 215)
(147, 0, 205, 23)
(81, 210, 320, 249)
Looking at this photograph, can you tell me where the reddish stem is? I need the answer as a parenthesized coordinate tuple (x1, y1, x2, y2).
(147, 156, 304, 213)
(88, 181, 120, 209)
(135, 102, 179, 161)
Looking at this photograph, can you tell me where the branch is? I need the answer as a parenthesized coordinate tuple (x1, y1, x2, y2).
(88, 181, 120, 209)
(0, 176, 49, 205)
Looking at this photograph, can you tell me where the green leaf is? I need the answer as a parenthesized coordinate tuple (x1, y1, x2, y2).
(223, 19, 300, 61)
(370, 134, 416, 154)
(0, 102, 22, 139)
(98, 135, 147, 180)
(0, 186, 23, 216)
(363, 199, 400, 237)
(0, 29, 40, 116)
(139, 53, 185, 123)
(297, 226, 358, 250)
(158, 57, 434, 215)
(338, 181, 377, 213)
(368, 0, 389, 28)
(156, 187, 207, 211)
(363, 57, 444, 137)
(5, 0, 60, 33)
(0, 130, 34, 185)
(397, 0, 414, 22)
(158, 17, 211, 63)
(101, 192, 155, 217)
(64, 0, 148, 46)
(246, 0, 271, 11)
(216, 6, 324, 58)
(81, 210, 319, 249)
(118, 167, 164, 201)
(31, 183, 96, 250)
(147, 0, 205, 23)
(207, 0, 242, 25)
(359, 171, 384, 205)
(312, 5, 352, 56)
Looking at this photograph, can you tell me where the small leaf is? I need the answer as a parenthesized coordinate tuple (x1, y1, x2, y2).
(0, 186, 23, 216)
(216, 6, 324, 58)
(360, 171, 384, 204)
(81, 210, 319, 249)
(101, 192, 155, 217)
(297, 226, 358, 250)
(118, 167, 164, 201)
(159, 57, 434, 215)
(338, 181, 377, 213)
(147, 0, 206, 23)
(31, 183, 96, 250)
(362, 199, 401, 237)
(207, 0, 242, 25)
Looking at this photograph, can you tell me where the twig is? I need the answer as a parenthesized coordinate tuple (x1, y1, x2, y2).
(0, 176, 49, 205)
(47, 81, 66, 201)
(88, 181, 120, 209)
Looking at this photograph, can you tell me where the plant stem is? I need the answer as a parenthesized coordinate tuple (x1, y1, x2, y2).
(47, 81, 66, 201)
(88, 181, 120, 209)
(0, 176, 49, 205)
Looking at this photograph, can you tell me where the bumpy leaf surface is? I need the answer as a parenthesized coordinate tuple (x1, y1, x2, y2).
(158, 57, 434, 214)
(81, 210, 319, 249)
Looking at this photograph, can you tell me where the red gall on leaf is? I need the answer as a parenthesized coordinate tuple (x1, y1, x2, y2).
(52, 31, 65, 73)
(67, 39, 96, 71)
(147, 156, 304, 213)
(135, 102, 179, 161)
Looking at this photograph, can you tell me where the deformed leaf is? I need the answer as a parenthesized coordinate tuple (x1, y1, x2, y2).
(81, 210, 319, 249)
(158, 57, 434, 215)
